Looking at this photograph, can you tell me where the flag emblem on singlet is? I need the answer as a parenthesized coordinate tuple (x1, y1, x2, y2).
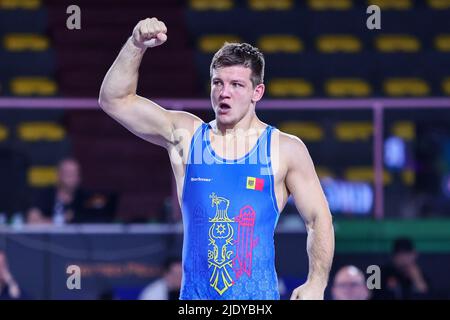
(246, 176, 264, 191)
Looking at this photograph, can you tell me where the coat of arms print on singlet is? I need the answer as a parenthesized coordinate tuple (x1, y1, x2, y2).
(208, 193, 258, 295)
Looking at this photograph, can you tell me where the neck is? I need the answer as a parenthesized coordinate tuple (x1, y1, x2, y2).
(214, 110, 262, 136)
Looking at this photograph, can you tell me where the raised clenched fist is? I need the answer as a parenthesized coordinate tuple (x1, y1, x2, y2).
(131, 17, 167, 49)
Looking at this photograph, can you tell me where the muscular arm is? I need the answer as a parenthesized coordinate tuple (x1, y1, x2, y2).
(98, 18, 199, 149)
(284, 135, 335, 299)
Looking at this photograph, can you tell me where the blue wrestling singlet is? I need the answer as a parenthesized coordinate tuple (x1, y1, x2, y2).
(180, 122, 281, 300)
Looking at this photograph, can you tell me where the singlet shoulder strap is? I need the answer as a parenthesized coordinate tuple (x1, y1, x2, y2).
(187, 122, 207, 164)
(266, 125, 274, 160)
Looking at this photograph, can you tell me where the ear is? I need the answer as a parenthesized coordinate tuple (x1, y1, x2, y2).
(252, 83, 265, 102)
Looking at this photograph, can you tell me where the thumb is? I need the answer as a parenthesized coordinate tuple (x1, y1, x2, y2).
(157, 33, 167, 42)
(143, 33, 167, 48)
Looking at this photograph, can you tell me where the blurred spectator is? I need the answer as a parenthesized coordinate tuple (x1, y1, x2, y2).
(26, 158, 117, 225)
(0, 251, 22, 300)
(139, 257, 182, 300)
(331, 265, 370, 300)
(26, 158, 83, 225)
(373, 237, 431, 300)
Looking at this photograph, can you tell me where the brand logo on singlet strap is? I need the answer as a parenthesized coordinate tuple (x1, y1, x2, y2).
(191, 177, 212, 182)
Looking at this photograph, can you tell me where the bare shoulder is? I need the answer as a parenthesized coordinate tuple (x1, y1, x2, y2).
(274, 129, 318, 185)
(276, 130, 310, 165)
(170, 110, 203, 133)
(169, 110, 204, 149)
(167, 110, 204, 162)
(277, 130, 306, 148)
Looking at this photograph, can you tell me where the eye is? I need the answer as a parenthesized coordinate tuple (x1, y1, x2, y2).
(212, 80, 222, 86)
(232, 82, 243, 87)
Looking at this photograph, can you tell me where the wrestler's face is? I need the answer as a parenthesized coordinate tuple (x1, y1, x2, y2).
(210, 66, 264, 128)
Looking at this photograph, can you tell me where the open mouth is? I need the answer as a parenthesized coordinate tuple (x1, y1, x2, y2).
(218, 103, 231, 114)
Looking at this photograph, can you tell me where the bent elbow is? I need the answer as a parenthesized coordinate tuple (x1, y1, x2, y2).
(98, 91, 108, 110)
(98, 89, 114, 110)
(98, 94, 121, 112)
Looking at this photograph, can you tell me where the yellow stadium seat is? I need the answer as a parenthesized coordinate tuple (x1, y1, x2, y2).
(427, 0, 450, 10)
(391, 121, 415, 140)
(3, 33, 49, 52)
(18, 122, 65, 142)
(367, 0, 412, 10)
(442, 77, 450, 95)
(28, 166, 57, 187)
(0, 0, 41, 9)
(335, 122, 373, 141)
(257, 35, 303, 53)
(278, 121, 324, 141)
(435, 34, 450, 52)
(316, 167, 335, 179)
(308, 0, 352, 10)
(375, 35, 420, 52)
(189, 0, 233, 10)
(325, 78, 371, 97)
(248, 0, 293, 10)
(0, 125, 9, 142)
(198, 35, 242, 53)
(268, 78, 314, 97)
(10, 77, 57, 96)
(384, 78, 430, 96)
(402, 169, 415, 186)
(317, 35, 362, 53)
(345, 166, 392, 185)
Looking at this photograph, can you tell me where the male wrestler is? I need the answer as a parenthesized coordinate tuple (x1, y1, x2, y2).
(99, 18, 334, 300)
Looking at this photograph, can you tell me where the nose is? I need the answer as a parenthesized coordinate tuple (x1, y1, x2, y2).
(219, 84, 231, 99)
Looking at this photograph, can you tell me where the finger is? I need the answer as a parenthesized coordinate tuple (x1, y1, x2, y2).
(147, 22, 157, 38)
(140, 23, 149, 40)
(145, 18, 157, 36)
(149, 18, 159, 33)
(158, 21, 167, 34)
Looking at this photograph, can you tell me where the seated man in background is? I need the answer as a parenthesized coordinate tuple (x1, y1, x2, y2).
(139, 257, 182, 300)
(27, 158, 84, 225)
(27, 158, 117, 225)
(331, 265, 370, 300)
(373, 237, 431, 300)
(0, 251, 22, 300)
